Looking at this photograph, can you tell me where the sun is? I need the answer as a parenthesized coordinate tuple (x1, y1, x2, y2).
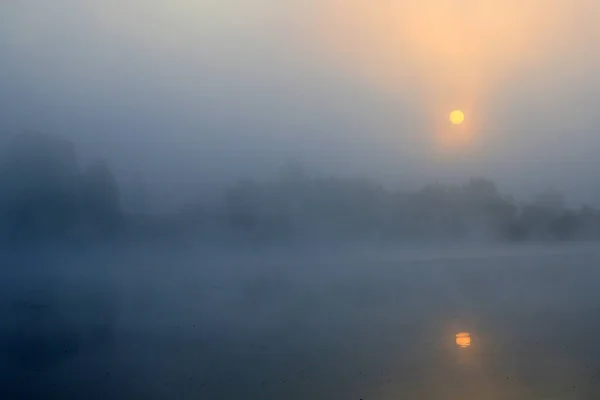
(449, 110, 465, 125)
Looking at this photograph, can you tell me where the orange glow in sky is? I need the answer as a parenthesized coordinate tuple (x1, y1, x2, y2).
(306, 0, 599, 151)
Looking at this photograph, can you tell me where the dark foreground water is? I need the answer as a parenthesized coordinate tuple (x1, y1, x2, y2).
(1, 243, 600, 399)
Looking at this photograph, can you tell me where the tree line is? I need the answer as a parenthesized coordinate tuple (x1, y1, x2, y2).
(1, 131, 599, 246)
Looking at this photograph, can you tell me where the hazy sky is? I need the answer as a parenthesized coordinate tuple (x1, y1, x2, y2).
(2, 1, 600, 207)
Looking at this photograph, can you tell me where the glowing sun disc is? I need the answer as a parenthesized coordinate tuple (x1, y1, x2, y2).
(449, 110, 465, 125)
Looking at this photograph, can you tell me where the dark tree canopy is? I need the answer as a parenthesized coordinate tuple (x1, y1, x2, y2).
(0, 132, 121, 245)
(79, 159, 122, 238)
(0, 131, 599, 246)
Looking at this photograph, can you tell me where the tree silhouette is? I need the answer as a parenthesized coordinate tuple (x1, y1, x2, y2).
(0, 131, 79, 243)
(80, 159, 122, 238)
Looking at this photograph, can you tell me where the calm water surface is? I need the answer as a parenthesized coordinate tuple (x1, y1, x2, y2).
(2, 244, 600, 399)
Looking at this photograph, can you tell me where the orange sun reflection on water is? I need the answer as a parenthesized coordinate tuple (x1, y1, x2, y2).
(456, 332, 472, 348)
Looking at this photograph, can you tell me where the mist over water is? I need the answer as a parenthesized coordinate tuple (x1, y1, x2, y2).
(2, 243, 600, 399)
(2, 1, 600, 398)
(2, 130, 597, 399)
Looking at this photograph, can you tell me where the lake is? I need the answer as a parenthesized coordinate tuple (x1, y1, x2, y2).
(1, 243, 600, 399)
